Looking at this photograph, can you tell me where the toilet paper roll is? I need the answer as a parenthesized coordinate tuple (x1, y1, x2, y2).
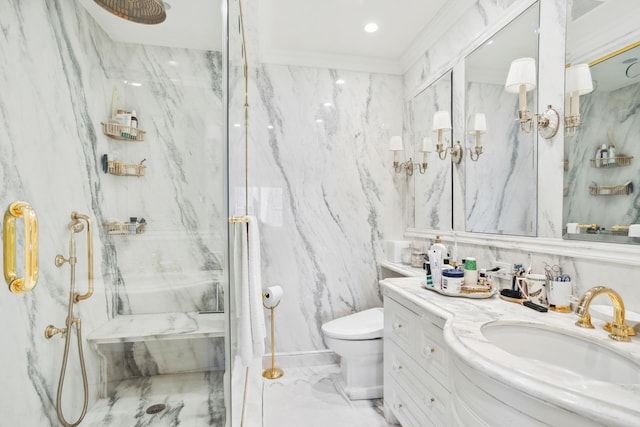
(263, 286, 283, 308)
(629, 224, 640, 238)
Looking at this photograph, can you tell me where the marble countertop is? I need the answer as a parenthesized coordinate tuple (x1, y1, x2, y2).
(380, 277, 640, 426)
(87, 311, 225, 344)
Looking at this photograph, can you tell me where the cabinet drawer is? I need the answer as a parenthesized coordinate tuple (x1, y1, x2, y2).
(387, 340, 449, 426)
(384, 296, 419, 349)
(416, 323, 449, 388)
(386, 377, 435, 427)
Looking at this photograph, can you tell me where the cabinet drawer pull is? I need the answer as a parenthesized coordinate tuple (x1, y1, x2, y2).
(423, 396, 436, 407)
(392, 364, 403, 372)
(422, 346, 435, 357)
(393, 401, 403, 410)
(393, 322, 404, 331)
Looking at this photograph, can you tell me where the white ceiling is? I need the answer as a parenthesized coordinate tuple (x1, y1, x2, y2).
(259, 0, 449, 73)
(80, 0, 459, 75)
(78, 0, 223, 51)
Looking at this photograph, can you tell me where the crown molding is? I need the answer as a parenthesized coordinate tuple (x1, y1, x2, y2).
(259, 48, 403, 75)
(399, 0, 476, 74)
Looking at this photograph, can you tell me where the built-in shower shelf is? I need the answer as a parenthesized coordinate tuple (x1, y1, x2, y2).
(101, 121, 146, 141)
(87, 311, 224, 345)
(104, 221, 147, 235)
(590, 155, 633, 168)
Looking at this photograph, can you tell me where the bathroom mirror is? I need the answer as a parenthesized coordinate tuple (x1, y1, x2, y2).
(463, 3, 540, 236)
(563, 0, 640, 244)
(410, 71, 453, 231)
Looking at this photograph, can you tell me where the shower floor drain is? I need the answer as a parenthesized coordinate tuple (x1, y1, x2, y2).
(146, 403, 166, 414)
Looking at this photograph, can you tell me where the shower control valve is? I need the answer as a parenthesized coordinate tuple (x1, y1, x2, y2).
(45, 325, 67, 339)
(54, 254, 76, 267)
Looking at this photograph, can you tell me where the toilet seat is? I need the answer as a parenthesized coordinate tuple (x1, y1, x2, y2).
(321, 307, 383, 340)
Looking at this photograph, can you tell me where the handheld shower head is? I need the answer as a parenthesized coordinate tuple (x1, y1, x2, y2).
(69, 219, 84, 233)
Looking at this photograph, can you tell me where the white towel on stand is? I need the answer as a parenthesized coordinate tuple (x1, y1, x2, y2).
(239, 216, 266, 366)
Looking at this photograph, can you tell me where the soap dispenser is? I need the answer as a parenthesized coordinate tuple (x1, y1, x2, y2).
(430, 236, 448, 264)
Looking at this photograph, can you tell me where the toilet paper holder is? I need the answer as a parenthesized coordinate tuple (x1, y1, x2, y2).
(262, 287, 284, 380)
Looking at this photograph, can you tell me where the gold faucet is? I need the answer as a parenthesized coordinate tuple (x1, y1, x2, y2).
(575, 286, 631, 342)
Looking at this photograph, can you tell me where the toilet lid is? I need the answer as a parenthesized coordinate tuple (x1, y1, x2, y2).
(322, 307, 383, 340)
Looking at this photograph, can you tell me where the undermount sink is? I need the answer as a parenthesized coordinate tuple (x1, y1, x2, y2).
(481, 321, 640, 384)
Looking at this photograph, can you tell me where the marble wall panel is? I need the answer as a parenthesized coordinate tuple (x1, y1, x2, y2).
(229, 63, 404, 352)
(0, 1, 225, 424)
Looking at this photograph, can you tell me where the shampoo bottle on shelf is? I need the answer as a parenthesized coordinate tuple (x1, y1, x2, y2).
(130, 110, 138, 138)
(599, 144, 608, 167)
(607, 144, 616, 166)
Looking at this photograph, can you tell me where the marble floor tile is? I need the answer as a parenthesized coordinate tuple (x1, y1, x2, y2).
(82, 371, 225, 426)
(262, 365, 397, 427)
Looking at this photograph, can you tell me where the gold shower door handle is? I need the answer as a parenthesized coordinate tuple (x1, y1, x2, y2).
(3, 201, 39, 293)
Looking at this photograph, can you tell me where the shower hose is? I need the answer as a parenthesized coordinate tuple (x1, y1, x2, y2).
(53, 227, 89, 426)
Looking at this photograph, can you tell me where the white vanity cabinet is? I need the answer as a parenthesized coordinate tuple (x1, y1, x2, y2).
(383, 290, 451, 427)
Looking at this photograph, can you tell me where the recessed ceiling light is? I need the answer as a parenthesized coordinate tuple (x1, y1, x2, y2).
(323, 102, 332, 107)
(233, 123, 241, 128)
(168, 60, 179, 66)
(336, 79, 345, 85)
(315, 119, 324, 123)
(364, 22, 378, 33)
(626, 62, 640, 79)
(267, 125, 274, 129)
(129, 82, 142, 87)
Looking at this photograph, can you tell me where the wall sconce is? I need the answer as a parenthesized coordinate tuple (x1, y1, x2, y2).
(565, 63, 594, 136)
(432, 111, 461, 164)
(466, 113, 487, 161)
(505, 57, 560, 139)
(417, 137, 431, 174)
(390, 136, 414, 176)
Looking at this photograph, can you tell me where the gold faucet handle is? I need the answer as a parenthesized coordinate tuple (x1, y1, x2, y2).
(604, 322, 636, 337)
(575, 312, 594, 329)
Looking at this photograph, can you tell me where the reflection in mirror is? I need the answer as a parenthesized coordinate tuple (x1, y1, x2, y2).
(464, 3, 540, 236)
(563, 42, 640, 243)
(410, 71, 452, 231)
(563, 0, 640, 244)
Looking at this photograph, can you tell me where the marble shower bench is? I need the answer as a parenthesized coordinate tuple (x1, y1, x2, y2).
(87, 311, 225, 396)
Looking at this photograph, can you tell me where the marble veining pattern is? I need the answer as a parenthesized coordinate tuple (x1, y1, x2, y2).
(409, 71, 453, 231)
(230, 62, 404, 353)
(1, 1, 226, 424)
(262, 365, 395, 427)
(82, 371, 225, 426)
(465, 81, 537, 235)
(564, 82, 640, 228)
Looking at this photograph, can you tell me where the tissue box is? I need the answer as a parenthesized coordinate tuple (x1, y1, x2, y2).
(385, 240, 411, 263)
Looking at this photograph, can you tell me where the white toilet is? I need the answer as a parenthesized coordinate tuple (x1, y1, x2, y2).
(321, 307, 384, 400)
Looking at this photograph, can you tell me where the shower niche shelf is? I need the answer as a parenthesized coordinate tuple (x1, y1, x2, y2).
(101, 121, 145, 141)
(105, 221, 147, 235)
(102, 155, 147, 176)
(589, 155, 633, 168)
(589, 182, 634, 196)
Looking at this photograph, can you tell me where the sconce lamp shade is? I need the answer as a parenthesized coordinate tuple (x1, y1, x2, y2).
(421, 137, 433, 152)
(468, 113, 487, 133)
(432, 111, 452, 131)
(566, 64, 593, 95)
(505, 57, 537, 93)
(389, 136, 403, 151)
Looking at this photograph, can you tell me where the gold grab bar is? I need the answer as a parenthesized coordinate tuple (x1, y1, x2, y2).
(3, 201, 38, 294)
(71, 212, 93, 303)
